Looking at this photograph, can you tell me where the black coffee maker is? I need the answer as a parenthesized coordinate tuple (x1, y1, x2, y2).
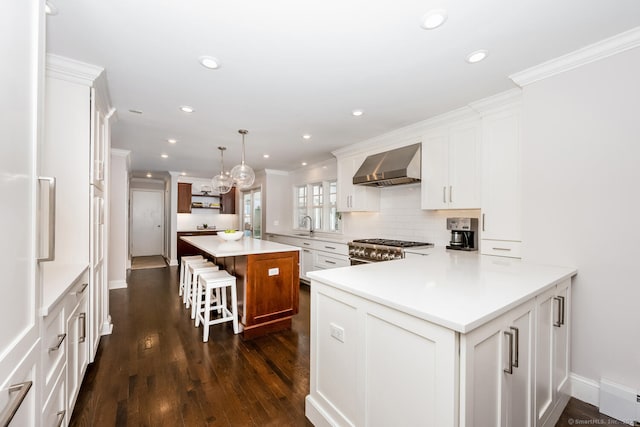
(446, 218, 478, 251)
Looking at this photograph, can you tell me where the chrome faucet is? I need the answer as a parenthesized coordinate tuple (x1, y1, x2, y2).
(302, 215, 314, 235)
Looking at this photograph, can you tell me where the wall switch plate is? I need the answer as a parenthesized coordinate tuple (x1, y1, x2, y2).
(268, 267, 279, 276)
(330, 323, 345, 343)
(274, 220, 279, 226)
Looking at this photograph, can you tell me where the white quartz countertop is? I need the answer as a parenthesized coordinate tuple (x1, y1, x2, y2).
(307, 249, 577, 333)
(41, 263, 89, 316)
(180, 235, 301, 257)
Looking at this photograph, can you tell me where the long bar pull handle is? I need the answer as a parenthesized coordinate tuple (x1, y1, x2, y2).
(449, 185, 453, 203)
(0, 381, 33, 427)
(558, 295, 565, 326)
(48, 333, 66, 352)
(510, 326, 519, 368)
(55, 410, 66, 427)
(79, 313, 87, 343)
(553, 296, 563, 327)
(482, 213, 486, 232)
(37, 177, 56, 262)
(503, 331, 514, 375)
(442, 187, 446, 203)
(325, 260, 336, 265)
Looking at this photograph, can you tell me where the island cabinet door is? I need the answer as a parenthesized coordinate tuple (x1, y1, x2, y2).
(244, 251, 300, 327)
(460, 298, 534, 427)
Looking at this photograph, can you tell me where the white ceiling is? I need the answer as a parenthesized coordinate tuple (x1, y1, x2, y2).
(46, 0, 640, 178)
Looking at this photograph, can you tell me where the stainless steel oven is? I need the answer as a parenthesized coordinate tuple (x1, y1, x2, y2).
(348, 239, 433, 265)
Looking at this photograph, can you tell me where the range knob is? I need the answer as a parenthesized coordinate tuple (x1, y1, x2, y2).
(381, 252, 390, 260)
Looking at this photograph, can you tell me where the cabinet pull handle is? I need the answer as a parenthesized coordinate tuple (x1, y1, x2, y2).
(324, 246, 336, 250)
(303, 242, 311, 246)
(74, 282, 89, 295)
(48, 333, 66, 352)
(510, 326, 519, 368)
(55, 410, 66, 427)
(37, 177, 56, 262)
(558, 295, 565, 326)
(482, 213, 486, 232)
(449, 185, 453, 203)
(0, 381, 32, 427)
(303, 249, 311, 253)
(325, 260, 336, 265)
(553, 296, 563, 327)
(492, 247, 512, 252)
(442, 187, 446, 203)
(79, 313, 87, 343)
(503, 331, 514, 375)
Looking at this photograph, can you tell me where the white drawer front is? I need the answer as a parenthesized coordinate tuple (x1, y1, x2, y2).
(42, 368, 66, 427)
(480, 239, 522, 258)
(312, 241, 348, 256)
(314, 253, 349, 269)
(43, 301, 67, 396)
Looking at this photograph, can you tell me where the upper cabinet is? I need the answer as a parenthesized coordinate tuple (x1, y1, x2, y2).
(220, 189, 236, 215)
(178, 182, 192, 213)
(480, 104, 522, 258)
(421, 119, 481, 210)
(336, 153, 380, 212)
(177, 181, 236, 214)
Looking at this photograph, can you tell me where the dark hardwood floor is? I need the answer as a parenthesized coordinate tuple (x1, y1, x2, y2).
(71, 265, 627, 426)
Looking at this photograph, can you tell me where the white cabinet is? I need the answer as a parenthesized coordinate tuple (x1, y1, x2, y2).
(336, 154, 380, 212)
(66, 288, 89, 417)
(301, 248, 314, 281)
(421, 120, 481, 209)
(481, 106, 522, 257)
(535, 279, 571, 427)
(461, 298, 534, 427)
(0, 0, 43, 424)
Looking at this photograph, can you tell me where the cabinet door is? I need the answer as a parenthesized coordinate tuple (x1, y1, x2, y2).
(553, 280, 571, 399)
(89, 185, 104, 361)
(448, 121, 481, 209)
(336, 155, 379, 212)
(421, 131, 449, 209)
(336, 156, 356, 211)
(177, 182, 192, 213)
(301, 248, 314, 280)
(0, 0, 42, 422)
(221, 187, 236, 214)
(66, 295, 89, 415)
(481, 108, 522, 242)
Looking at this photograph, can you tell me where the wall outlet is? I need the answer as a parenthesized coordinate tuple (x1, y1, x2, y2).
(330, 323, 345, 343)
(268, 267, 279, 276)
(273, 220, 279, 226)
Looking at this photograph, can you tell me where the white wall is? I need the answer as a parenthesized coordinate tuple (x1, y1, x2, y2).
(108, 149, 130, 289)
(521, 47, 640, 390)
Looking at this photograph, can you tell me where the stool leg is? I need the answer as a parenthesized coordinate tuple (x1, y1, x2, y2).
(184, 270, 192, 307)
(203, 284, 211, 342)
(230, 282, 239, 334)
(195, 277, 202, 327)
(179, 263, 185, 296)
(190, 272, 199, 319)
(216, 289, 222, 314)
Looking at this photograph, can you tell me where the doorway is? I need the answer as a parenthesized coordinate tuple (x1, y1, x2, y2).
(241, 188, 262, 239)
(131, 189, 165, 256)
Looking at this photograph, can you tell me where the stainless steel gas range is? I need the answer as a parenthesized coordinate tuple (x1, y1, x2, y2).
(348, 238, 434, 265)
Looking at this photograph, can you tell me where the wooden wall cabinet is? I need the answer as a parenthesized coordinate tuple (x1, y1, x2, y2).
(221, 188, 236, 214)
(178, 182, 192, 213)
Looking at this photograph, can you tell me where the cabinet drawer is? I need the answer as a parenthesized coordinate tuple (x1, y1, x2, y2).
(481, 240, 522, 258)
(312, 241, 348, 256)
(314, 253, 349, 269)
(43, 300, 67, 397)
(42, 367, 66, 427)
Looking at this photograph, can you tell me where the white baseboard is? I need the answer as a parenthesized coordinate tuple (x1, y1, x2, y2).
(100, 319, 113, 336)
(305, 395, 336, 427)
(169, 258, 178, 266)
(571, 373, 600, 406)
(109, 279, 127, 290)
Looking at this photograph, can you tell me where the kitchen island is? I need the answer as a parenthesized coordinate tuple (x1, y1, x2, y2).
(180, 235, 301, 338)
(305, 249, 577, 427)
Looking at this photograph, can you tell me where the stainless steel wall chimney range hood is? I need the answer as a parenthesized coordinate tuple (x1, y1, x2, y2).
(352, 143, 421, 187)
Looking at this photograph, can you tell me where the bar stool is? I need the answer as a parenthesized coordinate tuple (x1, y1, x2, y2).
(179, 255, 204, 297)
(195, 271, 239, 342)
(184, 261, 219, 311)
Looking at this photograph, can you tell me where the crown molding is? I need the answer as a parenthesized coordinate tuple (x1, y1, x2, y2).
(264, 169, 289, 176)
(46, 53, 104, 86)
(510, 26, 640, 87)
(468, 88, 522, 114)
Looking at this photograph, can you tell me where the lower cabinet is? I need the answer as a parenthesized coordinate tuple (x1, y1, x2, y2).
(307, 277, 572, 427)
(41, 269, 90, 426)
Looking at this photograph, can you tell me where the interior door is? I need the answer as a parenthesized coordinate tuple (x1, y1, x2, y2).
(131, 190, 164, 256)
(242, 188, 262, 239)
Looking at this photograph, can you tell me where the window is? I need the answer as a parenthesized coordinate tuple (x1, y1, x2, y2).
(294, 180, 340, 232)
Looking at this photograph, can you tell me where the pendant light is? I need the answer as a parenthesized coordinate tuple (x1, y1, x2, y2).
(230, 129, 255, 189)
(211, 146, 233, 194)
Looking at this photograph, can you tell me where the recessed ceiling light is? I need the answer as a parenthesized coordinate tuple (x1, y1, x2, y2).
(263, 154, 270, 158)
(466, 49, 488, 64)
(352, 109, 364, 117)
(420, 9, 447, 30)
(167, 138, 177, 144)
(301, 162, 308, 166)
(161, 154, 168, 158)
(181, 172, 186, 176)
(199, 56, 221, 70)
(45, 1, 58, 15)
(179, 105, 194, 113)
(146, 173, 152, 178)
(302, 134, 312, 140)
(128, 109, 143, 114)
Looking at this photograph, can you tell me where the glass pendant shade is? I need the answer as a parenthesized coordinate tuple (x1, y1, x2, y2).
(230, 129, 255, 189)
(212, 146, 233, 194)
